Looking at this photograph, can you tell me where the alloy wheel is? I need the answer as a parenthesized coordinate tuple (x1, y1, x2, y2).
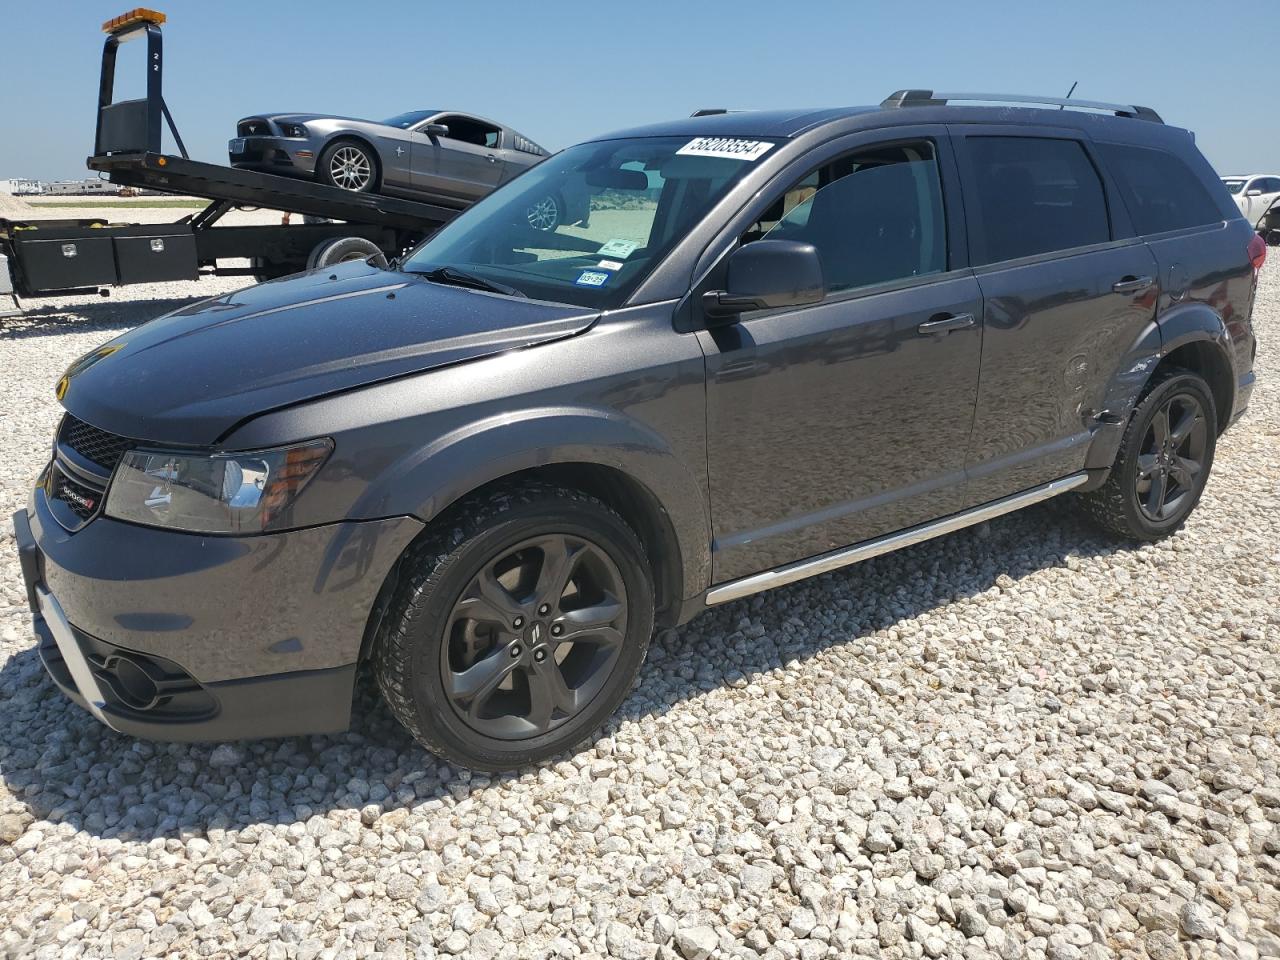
(329, 146, 372, 191)
(526, 195, 559, 231)
(441, 533, 628, 740)
(1135, 392, 1208, 522)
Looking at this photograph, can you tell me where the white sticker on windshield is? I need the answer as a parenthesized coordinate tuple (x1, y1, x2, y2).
(597, 238, 639, 258)
(676, 137, 774, 161)
(598, 259, 624, 270)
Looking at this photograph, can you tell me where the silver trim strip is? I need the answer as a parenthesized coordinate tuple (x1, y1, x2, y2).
(35, 585, 116, 728)
(705, 473, 1088, 606)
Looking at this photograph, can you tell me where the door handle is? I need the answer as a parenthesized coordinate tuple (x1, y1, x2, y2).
(486, 154, 497, 163)
(917, 312, 975, 336)
(1112, 275, 1153, 294)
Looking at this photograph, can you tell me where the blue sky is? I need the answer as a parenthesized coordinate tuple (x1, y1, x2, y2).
(2, 0, 1273, 181)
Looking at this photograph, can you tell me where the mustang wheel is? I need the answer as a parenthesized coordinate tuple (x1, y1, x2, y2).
(1077, 367, 1216, 541)
(525, 194, 561, 231)
(319, 140, 377, 193)
(373, 483, 654, 770)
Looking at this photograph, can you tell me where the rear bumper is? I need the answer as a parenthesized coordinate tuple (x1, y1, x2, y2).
(13, 489, 421, 741)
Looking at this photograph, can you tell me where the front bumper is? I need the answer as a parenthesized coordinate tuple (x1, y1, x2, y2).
(228, 136, 317, 176)
(14, 489, 421, 741)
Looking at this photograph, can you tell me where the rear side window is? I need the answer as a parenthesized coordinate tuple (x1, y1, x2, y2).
(1096, 143, 1225, 235)
(963, 136, 1110, 265)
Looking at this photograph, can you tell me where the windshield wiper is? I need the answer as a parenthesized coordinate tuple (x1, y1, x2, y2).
(412, 265, 527, 298)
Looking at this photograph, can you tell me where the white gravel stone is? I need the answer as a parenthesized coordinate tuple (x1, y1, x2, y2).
(1, 214, 1280, 958)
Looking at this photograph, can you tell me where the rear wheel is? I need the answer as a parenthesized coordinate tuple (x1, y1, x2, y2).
(1077, 368, 1216, 540)
(525, 193, 561, 231)
(318, 139, 378, 193)
(373, 483, 654, 770)
(306, 236, 388, 271)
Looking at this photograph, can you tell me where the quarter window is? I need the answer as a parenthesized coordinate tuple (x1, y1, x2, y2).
(1096, 143, 1225, 235)
(963, 136, 1110, 265)
(746, 141, 946, 294)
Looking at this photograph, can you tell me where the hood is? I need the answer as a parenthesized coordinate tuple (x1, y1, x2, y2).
(252, 113, 373, 126)
(58, 261, 597, 445)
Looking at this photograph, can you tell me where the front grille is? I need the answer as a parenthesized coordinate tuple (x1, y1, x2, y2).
(60, 415, 132, 472)
(52, 470, 103, 521)
(237, 118, 271, 137)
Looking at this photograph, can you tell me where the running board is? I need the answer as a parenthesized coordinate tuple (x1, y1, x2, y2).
(704, 473, 1088, 606)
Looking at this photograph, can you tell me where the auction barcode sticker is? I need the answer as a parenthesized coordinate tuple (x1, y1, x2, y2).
(676, 137, 774, 161)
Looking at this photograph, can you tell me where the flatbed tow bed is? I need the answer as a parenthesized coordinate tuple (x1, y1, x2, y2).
(2, 9, 464, 318)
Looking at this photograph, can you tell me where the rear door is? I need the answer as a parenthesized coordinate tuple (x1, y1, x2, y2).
(952, 127, 1159, 499)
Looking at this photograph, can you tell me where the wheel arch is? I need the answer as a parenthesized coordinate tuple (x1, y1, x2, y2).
(1084, 303, 1237, 474)
(355, 408, 711, 661)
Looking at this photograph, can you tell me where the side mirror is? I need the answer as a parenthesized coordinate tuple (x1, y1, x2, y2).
(703, 239, 825, 321)
(1247, 188, 1264, 197)
(424, 123, 449, 137)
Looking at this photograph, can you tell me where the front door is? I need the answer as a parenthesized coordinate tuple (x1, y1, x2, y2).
(952, 129, 1160, 499)
(699, 135, 985, 583)
(421, 115, 505, 201)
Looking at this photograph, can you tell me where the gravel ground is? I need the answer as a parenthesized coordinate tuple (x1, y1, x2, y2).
(0, 251, 1277, 960)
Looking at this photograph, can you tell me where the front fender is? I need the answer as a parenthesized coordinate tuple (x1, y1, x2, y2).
(352, 406, 712, 601)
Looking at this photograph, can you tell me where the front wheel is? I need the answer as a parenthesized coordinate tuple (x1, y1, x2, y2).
(373, 483, 654, 770)
(318, 140, 378, 193)
(1076, 368, 1217, 541)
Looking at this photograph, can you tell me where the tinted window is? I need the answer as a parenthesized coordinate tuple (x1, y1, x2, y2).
(749, 142, 946, 293)
(1098, 143, 1225, 235)
(1223, 178, 1246, 196)
(436, 115, 501, 149)
(964, 137, 1109, 265)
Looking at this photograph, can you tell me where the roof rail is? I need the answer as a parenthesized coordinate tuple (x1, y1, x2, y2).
(880, 89, 1163, 123)
(690, 108, 728, 117)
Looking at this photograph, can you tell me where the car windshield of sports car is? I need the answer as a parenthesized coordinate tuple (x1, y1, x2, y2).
(382, 110, 440, 128)
(401, 136, 776, 308)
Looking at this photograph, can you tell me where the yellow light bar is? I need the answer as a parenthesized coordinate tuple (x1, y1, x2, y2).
(102, 8, 166, 33)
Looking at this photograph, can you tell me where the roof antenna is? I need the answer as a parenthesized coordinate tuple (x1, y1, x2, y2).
(1060, 81, 1077, 109)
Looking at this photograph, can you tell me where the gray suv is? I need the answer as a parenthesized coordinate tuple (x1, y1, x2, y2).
(15, 91, 1261, 770)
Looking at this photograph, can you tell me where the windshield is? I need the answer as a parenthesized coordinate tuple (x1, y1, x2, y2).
(1223, 179, 1246, 195)
(383, 110, 438, 129)
(402, 135, 777, 307)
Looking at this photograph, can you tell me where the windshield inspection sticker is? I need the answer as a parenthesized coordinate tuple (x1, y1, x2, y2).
(676, 137, 774, 161)
(597, 238, 639, 259)
(575, 270, 611, 288)
(597, 259, 625, 270)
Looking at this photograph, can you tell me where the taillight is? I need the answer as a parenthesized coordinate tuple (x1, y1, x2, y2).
(1248, 232, 1267, 272)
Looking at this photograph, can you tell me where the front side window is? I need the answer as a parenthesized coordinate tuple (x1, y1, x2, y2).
(402, 136, 773, 307)
(963, 136, 1110, 265)
(744, 141, 946, 293)
(1222, 178, 1246, 196)
(1097, 142, 1225, 235)
(435, 115, 502, 148)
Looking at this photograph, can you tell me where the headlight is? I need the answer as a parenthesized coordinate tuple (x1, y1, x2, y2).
(281, 123, 308, 138)
(104, 439, 332, 534)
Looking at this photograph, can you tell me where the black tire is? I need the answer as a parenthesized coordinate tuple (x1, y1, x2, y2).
(1076, 367, 1217, 541)
(317, 139, 379, 193)
(250, 257, 303, 283)
(373, 483, 654, 770)
(306, 236, 388, 271)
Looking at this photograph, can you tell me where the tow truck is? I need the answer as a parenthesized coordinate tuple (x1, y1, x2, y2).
(1, 9, 464, 318)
